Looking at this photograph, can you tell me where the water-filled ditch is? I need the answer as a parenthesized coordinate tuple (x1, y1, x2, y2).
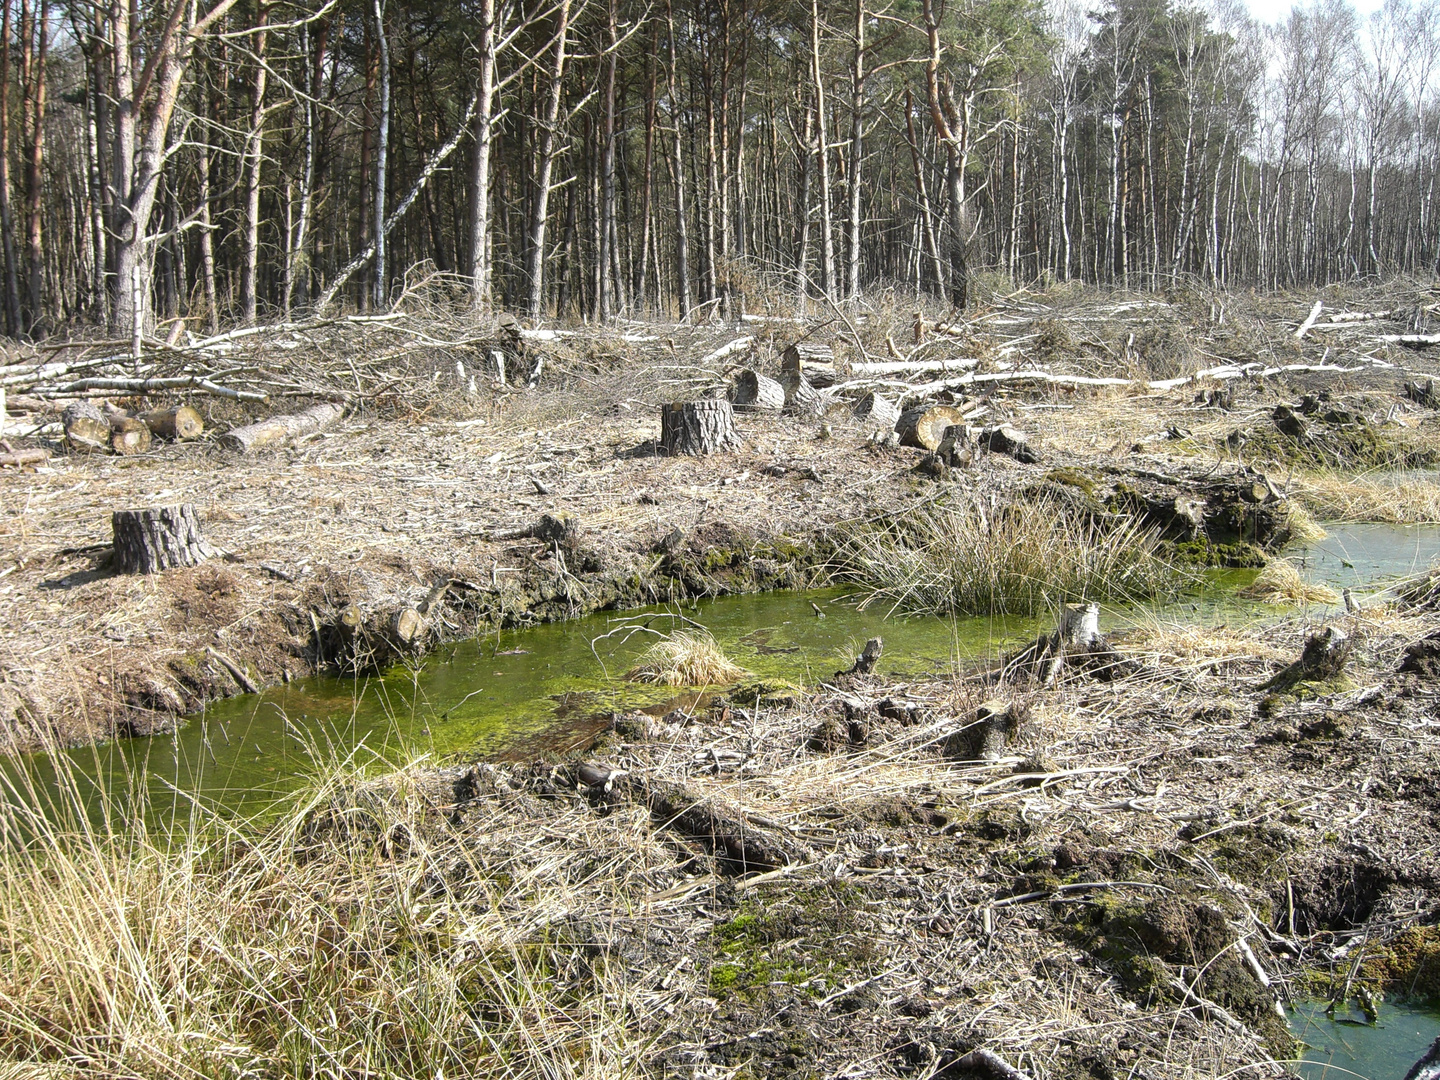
(10, 521, 1440, 822)
(1290, 999, 1440, 1079)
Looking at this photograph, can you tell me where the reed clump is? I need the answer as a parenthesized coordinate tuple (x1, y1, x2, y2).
(1238, 558, 1340, 605)
(0, 748, 654, 1079)
(1293, 470, 1440, 524)
(831, 497, 1190, 617)
(625, 630, 748, 685)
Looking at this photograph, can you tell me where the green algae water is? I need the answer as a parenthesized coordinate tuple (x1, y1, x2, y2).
(9, 521, 1439, 822)
(1291, 1000, 1440, 1080)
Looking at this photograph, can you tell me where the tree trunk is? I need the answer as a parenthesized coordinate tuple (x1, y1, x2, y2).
(112, 505, 218, 574)
(525, 0, 571, 319)
(660, 400, 740, 455)
(467, 0, 497, 306)
(0, 0, 18, 335)
(372, 0, 390, 312)
(238, 2, 268, 325)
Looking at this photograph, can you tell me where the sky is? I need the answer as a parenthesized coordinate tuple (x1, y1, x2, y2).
(1241, 0, 1384, 24)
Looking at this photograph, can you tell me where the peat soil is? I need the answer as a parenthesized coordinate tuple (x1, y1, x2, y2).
(0, 285, 1437, 752)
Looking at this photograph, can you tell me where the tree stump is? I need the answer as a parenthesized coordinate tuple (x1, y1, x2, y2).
(142, 406, 205, 440)
(660, 400, 740, 456)
(943, 700, 1027, 761)
(897, 405, 966, 450)
(728, 369, 785, 411)
(852, 391, 900, 433)
(112, 505, 219, 574)
(63, 400, 112, 453)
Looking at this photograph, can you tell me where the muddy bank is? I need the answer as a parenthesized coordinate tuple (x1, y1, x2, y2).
(294, 595, 1440, 1078)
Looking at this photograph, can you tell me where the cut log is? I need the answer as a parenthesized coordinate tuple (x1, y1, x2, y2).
(660, 400, 740, 456)
(1295, 299, 1323, 339)
(897, 405, 966, 450)
(851, 391, 901, 432)
(63, 400, 112, 453)
(141, 405, 205, 440)
(780, 371, 830, 416)
(112, 505, 219, 574)
(782, 341, 837, 387)
(980, 425, 1040, 464)
(389, 607, 428, 650)
(107, 415, 152, 456)
(728, 368, 785, 411)
(849, 358, 980, 376)
(0, 447, 46, 468)
(934, 423, 975, 467)
(220, 401, 344, 453)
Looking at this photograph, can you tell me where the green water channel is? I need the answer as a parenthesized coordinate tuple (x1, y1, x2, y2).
(9, 521, 1439, 823)
(1291, 1000, 1440, 1080)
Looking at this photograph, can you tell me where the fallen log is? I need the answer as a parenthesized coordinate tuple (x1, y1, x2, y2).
(660, 400, 740, 455)
(848, 358, 979, 376)
(1295, 299, 1324, 339)
(141, 405, 205, 440)
(112, 505, 219, 574)
(63, 400, 113, 453)
(1403, 1036, 1440, 1080)
(980, 424, 1039, 464)
(699, 336, 754, 366)
(572, 765, 789, 875)
(220, 401, 344, 453)
(728, 368, 785, 411)
(1379, 333, 1440, 347)
(897, 405, 967, 450)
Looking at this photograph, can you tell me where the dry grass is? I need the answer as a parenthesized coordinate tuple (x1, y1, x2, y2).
(831, 496, 1191, 617)
(1293, 471, 1440, 524)
(1283, 502, 1328, 543)
(0, 742, 668, 1079)
(625, 630, 748, 686)
(1238, 559, 1340, 605)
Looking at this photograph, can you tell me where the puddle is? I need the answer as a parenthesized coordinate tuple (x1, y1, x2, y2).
(1288, 523, 1440, 594)
(8, 519, 1438, 823)
(1290, 999, 1440, 1079)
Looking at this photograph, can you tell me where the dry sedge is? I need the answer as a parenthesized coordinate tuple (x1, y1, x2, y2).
(0, 747, 654, 1079)
(1293, 471, 1440, 524)
(625, 630, 748, 686)
(832, 496, 1190, 617)
(1238, 558, 1340, 605)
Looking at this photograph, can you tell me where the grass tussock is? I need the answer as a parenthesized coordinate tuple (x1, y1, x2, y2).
(1283, 502, 1328, 544)
(831, 496, 1191, 617)
(0, 746, 656, 1079)
(625, 630, 748, 685)
(1293, 471, 1440, 524)
(1238, 559, 1340, 605)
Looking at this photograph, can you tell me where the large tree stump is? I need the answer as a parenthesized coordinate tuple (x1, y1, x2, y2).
(897, 405, 967, 450)
(63, 400, 112, 453)
(660, 400, 740, 456)
(112, 505, 219, 574)
(728, 369, 785, 411)
(220, 401, 344, 453)
(141, 406, 205, 441)
(852, 392, 901, 433)
(943, 700, 1028, 761)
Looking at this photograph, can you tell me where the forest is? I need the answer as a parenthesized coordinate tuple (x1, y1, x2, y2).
(2, 0, 1439, 335)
